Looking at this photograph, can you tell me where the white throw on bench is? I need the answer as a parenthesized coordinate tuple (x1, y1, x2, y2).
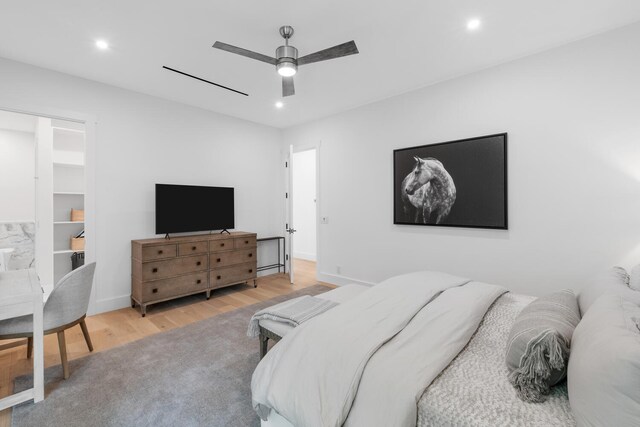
(255, 284, 369, 358)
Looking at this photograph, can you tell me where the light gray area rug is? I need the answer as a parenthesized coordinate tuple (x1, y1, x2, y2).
(13, 285, 329, 427)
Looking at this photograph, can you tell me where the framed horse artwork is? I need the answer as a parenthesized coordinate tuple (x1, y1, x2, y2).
(393, 133, 507, 229)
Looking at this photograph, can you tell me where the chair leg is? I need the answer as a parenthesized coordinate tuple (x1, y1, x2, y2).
(57, 330, 70, 380)
(27, 337, 33, 359)
(79, 319, 94, 352)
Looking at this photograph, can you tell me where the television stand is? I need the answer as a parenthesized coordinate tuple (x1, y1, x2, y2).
(164, 233, 170, 239)
(219, 229, 231, 235)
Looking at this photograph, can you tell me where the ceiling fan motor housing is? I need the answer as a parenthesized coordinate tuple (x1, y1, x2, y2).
(276, 45, 298, 74)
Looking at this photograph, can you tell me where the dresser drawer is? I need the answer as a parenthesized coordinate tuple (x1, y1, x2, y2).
(209, 238, 234, 253)
(234, 236, 256, 249)
(142, 272, 208, 301)
(141, 254, 208, 281)
(210, 262, 257, 289)
(141, 244, 177, 261)
(178, 241, 208, 256)
(209, 248, 255, 268)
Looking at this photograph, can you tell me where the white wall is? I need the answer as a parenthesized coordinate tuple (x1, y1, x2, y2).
(0, 129, 35, 222)
(292, 149, 317, 261)
(283, 22, 640, 296)
(0, 57, 283, 313)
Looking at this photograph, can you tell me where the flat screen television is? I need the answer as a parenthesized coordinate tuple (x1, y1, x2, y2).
(155, 184, 234, 234)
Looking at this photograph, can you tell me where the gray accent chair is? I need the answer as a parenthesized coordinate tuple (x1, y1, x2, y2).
(0, 262, 96, 379)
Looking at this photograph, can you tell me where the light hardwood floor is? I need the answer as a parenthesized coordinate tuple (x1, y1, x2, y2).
(0, 259, 323, 426)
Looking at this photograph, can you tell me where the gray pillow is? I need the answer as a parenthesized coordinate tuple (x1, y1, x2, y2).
(568, 294, 640, 427)
(629, 264, 640, 291)
(505, 289, 580, 403)
(578, 267, 640, 316)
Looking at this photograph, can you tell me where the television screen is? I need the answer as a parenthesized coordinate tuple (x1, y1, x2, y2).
(155, 184, 234, 234)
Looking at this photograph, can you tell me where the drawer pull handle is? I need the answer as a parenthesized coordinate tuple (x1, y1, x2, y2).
(217, 258, 221, 262)
(152, 288, 158, 293)
(249, 269, 253, 273)
(217, 275, 221, 280)
(221, 243, 225, 247)
(192, 246, 197, 250)
(196, 261, 202, 266)
(245, 240, 249, 244)
(248, 253, 253, 257)
(197, 279, 202, 284)
(152, 268, 158, 273)
(158, 250, 163, 254)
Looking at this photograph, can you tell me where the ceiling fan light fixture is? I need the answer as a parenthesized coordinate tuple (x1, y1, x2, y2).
(277, 61, 297, 77)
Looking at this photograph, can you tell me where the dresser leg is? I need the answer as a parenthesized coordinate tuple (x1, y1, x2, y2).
(141, 304, 147, 317)
(253, 279, 258, 288)
(131, 298, 136, 308)
(206, 290, 211, 300)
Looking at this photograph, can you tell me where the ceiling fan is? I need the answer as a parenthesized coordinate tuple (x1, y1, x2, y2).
(213, 26, 359, 97)
(164, 26, 359, 98)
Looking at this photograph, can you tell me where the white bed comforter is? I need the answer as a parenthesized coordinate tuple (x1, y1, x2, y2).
(251, 271, 506, 427)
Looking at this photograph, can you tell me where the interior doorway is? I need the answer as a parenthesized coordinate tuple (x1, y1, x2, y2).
(290, 148, 317, 285)
(0, 109, 89, 300)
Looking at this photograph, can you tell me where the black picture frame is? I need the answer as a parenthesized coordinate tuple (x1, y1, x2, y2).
(393, 133, 508, 230)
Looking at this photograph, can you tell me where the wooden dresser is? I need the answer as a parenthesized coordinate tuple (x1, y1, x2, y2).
(131, 231, 257, 316)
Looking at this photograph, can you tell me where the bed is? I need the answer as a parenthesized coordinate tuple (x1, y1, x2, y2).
(253, 273, 576, 427)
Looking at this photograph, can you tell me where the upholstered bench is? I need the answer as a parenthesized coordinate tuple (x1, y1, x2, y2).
(258, 284, 369, 358)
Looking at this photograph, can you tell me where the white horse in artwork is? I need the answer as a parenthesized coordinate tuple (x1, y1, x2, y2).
(401, 156, 456, 224)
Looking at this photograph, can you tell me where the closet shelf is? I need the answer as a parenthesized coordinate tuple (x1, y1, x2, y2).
(53, 192, 84, 195)
(53, 249, 85, 255)
(54, 221, 84, 225)
(53, 162, 84, 169)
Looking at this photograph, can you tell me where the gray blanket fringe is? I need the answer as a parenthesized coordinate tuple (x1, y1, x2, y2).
(508, 329, 569, 403)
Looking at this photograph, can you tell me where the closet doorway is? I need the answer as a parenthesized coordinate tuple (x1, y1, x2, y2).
(0, 108, 93, 305)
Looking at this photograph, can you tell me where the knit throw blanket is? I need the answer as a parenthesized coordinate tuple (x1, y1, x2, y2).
(247, 295, 338, 338)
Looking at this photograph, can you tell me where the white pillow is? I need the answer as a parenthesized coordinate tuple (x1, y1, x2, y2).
(568, 295, 640, 427)
(577, 267, 640, 316)
(629, 264, 640, 291)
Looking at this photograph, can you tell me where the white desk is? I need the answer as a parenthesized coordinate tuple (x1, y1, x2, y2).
(0, 269, 44, 410)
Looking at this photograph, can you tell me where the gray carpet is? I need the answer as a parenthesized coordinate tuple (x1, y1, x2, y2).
(13, 285, 329, 427)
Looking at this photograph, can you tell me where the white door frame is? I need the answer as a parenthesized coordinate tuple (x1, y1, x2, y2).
(286, 145, 295, 284)
(286, 142, 321, 284)
(0, 101, 98, 313)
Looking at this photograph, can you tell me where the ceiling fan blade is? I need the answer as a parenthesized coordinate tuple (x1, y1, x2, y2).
(162, 66, 248, 96)
(297, 40, 359, 66)
(282, 76, 295, 97)
(213, 41, 277, 66)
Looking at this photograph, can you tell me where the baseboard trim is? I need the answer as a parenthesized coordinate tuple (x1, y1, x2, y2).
(293, 252, 317, 262)
(317, 272, 375, 287)
(91, 294, 131, 315)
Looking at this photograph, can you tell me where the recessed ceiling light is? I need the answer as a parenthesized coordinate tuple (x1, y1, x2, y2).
(275, 101, 284, 109)
(95, 40, 109, 50)
(467, 19, 481, 31)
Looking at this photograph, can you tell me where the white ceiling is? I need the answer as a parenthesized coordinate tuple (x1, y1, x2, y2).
(1, 1, 639, 129)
